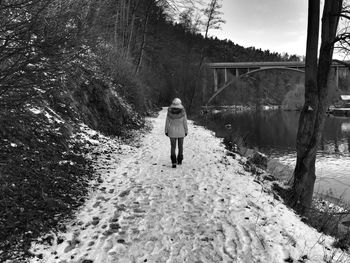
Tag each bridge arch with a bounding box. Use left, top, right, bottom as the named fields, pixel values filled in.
left=206, top=61, right=347, bottom=106
left=239, top=67, right=305, bottom=78
left=206, top=67, right=305, bottom=105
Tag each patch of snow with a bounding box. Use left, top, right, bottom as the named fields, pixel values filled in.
left=33, top=87, right=45, bottom=94
left=340, top=95, right=350, bottom=101
left=43, top=107, right=64, bottom=124
left=72, top=126, right=100, bottom=146
left=58, top=160, right=75, bottom=166
left=29, top=108, right=350, bottom=263
left=341, top=122, right=350, bottom=132
left=29, top=108, right=42, bottom=115
left=314, top=198, right=347, bottom=214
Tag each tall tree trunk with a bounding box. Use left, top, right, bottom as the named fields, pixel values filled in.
left=135, top=1, right=151, bottom=75
left=187, top=54, right=204, bottom=113
left=188, top=0, right=223, bottom=112
left=113, top=1, right=121, bottom=44
left=125, top=13, right=135, bottom=58
left=125, top=0, right=140, bottom=59
left=86, top=0, right=100, bottom=30
left=121, top=0, right=128, bottom=48
left=291, top=0, right=342, bottom=213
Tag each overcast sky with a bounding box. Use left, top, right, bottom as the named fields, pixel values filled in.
left=209, top=0, right=308, bottom=57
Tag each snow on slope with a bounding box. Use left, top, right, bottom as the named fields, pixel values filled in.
left=29, top=108, right=350, bottom=263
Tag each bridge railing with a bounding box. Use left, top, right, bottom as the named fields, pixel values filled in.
left=207, top=60, right=350, bottom=69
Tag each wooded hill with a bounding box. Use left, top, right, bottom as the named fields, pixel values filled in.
left=0, top=0, right=301, bottom=261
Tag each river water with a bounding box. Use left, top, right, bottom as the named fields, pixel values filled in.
left=197, top=109, right=350, bottom=202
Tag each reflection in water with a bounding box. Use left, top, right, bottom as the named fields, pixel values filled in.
left=341, top=122, right=350, bottom=133
left=198, top=110, right=350, bottom=202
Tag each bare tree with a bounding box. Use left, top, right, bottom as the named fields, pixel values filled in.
left=125, top=0, right=141, bottom=59
left=187, top=0, right=224, bottom=112
left=202, top=0, right=224, bottom=39
left=134, top=0, right=197, bottom=75
left=290, top=0, right=343, bottom=213
left=178, top=7, right=201, bottom=34
left=335, top=1, right=350, bottom=57
left=134, top=0, right=153, bottom=75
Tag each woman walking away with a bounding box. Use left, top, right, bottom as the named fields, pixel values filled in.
left=165, top=98, right=188, bottom=168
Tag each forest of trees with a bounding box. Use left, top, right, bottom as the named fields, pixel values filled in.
left=0, top=0, right=301, bottom=115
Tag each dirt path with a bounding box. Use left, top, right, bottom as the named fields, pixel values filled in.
left=30, top=108, right=350, bottom=263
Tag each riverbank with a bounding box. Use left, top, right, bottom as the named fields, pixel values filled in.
left=27, top=108, right=350, bottom=263
left=194, top=107, right=350, bottom=251
left=195, top=106, right=350, bottom=201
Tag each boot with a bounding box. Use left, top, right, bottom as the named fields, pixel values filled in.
left=177, top=155, right=183, bottom=165
left=171, top=155, right=177, bottom=168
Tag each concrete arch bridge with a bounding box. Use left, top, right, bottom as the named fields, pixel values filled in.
left=206, top=61, right=348, bottom=106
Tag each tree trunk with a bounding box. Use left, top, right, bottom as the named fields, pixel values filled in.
left=113, top=1, right=121, bottom=44
left=187, top=56, right=204, bottom=113
left=291, top=0, right=342, bottom=213
left=125, top=0, right=140, bottom=59
left=125, top=12, right=135, bottom=59
left=134, top=1, right=151, bottom=75
left=86, top=0, right=100, bottom=29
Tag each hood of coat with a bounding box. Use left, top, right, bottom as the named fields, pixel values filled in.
left=168, top=106, right=185, bottom=119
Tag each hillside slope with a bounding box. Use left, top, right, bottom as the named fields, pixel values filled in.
left=0, top=50, right=146, bottom=261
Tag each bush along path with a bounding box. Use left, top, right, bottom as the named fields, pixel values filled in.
left=29, top=108, right=350, bottom=263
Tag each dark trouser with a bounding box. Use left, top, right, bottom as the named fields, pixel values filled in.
left=170, top=138, right=184, bottom=164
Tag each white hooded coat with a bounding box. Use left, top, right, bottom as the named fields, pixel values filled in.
left=165, top=104, right=188, bottom=138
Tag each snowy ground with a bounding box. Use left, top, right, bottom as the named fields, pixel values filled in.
left=29, top=108, right=350, bottom=263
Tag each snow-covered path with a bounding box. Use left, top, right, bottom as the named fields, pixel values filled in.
left=30, top=108, right=350, bottom=263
